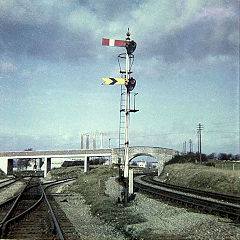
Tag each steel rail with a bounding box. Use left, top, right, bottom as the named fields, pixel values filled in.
left=0, top=195, right=18, bottom=210
left=1, top=184, right=65, bottom=240
left=0, top=178, right=31, bottom=224
left=40, top=184, right=64, bottom=240
left=0, top=177, right=76, bottom=239
left=0, top=178, right=32, bottom=227
left=0, top=177, right=40, bottom=215
left=0, top=178, right=76, bottom=210
left=0, top=189, right=44, bottom=237
left=0, top=178, right=18, bottom=190
left=0, top=177, right=15, bottom=184
left=134, top=175, right=240, bottom=221
left=43, top=177, right=77, bottom=188
left=142, top=175, right=240, bottom=204
left=25, top=177, right=77, bottom=190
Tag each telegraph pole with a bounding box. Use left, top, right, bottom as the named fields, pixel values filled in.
left=197, top=123, right=203, bottom=164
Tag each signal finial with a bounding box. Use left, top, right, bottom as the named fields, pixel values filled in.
left=126, top=28, right=131, bottom=40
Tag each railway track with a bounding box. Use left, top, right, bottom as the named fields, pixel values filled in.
left=142, top=175, right=240, bottom=204
left=0, top=177, right=18, bottom=190
left=0, top=177, right=15, bottom=184
left=134, top=174, right=240, bottom=222
left=0, top=177, right=79, bottom=239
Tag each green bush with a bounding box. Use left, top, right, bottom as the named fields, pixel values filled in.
left=166, top=153, right=207, bottom=165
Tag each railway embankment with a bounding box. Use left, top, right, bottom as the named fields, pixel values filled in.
left=159, top=163, right=240, bottom=196
left=0, top=169, right=6, bottom=179
left=0, top=180, right=26, bottom=204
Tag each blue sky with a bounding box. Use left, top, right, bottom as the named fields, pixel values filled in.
left=0, top=0, right=239, bottom=154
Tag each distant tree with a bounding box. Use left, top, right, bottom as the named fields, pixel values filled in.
left=227, top=154, right=234, bottom=161
left=207, top=153, right=216, bottom=159
left=166, top=153, right=194, bottom=165
left=218, top=153, right=227, bottom=160
left=17, top=148, right=34, bottom=170
left=130, top=161, right=137, bottom=166
left=17, top=159, right=31, bottom=170
left=25, top=148, right=33, bottom=151
left=218, top=153, right=233, bottom=161
left=166, top=152, right=208, bottom=165
left=91, top=157, right=105, bottom=165
left=233, top=154, right=240, bottom=161
left=62, top=161, right=83, bottom=167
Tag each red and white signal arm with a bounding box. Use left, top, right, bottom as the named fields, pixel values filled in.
left=102, top=38, right=127, bottom=47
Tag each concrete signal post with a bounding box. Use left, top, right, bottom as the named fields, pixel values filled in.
left=102, top=29, right=137, bottom=203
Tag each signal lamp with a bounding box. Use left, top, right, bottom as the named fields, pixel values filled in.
left=127, top=77, right=136, bottom=91
left=126, top=40, right=136, bottom=54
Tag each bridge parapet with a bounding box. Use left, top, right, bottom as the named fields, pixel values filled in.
left=0, top=149, right=112, bottom=158
left=112, top=146, right=178, bottom=165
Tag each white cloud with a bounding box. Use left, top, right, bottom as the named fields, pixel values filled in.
left=195, top=6, right=236, bottom=21
left=131, top=0, right=201, bottom=37
left=0, top=60, right=17, bottom=74
left=64, top=7, right=100, bottom=33
left=0, top=0, right=74, bottom=25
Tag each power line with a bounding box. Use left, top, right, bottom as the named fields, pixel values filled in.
left=204, top=130, right=238, bottom=134
left=130, top=131, right=196, bottom=138
left=209, top=122, right=238, bottom=127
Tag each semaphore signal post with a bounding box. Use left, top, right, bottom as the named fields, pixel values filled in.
left=102, top=29, right=138, bottom=203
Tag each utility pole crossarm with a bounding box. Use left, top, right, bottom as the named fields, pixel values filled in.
left=197, top=123, right=204, bottom=164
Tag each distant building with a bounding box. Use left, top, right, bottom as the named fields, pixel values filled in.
left=137, top=161, right=147, bottom=168
left=103, top=159, right=111, bottom=165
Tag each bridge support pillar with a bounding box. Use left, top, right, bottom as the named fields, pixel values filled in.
left=44, top=157, right=51, bottom=177
left=37, top=158, right=42, bottom=170
left=0, top=157, right=8, bottom=175
left=7, top=159, right=13, bottom=175
left=157, top=162, right=164, bottom=176
left=84, top=156, right=90, bottom=173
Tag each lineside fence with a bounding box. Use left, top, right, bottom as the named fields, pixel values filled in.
left=215, top=161, right=240, bottom=171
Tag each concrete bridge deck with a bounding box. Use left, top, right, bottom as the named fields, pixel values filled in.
left=0, top=146, right=178, bottom=176
left=0, top=149, right=112, bottom=158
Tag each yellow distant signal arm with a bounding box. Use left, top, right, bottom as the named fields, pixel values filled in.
left=102, top=78, right=129, bottom=85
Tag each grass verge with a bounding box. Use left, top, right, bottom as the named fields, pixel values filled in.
left=49, top=166, right=146, bottom=238
left=46, top=166, right=83, bottom=180
left=159, top=163, right=240, bottom=195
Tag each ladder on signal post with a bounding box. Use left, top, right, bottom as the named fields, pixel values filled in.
left=118, top=85, right=139, bottom=149
left=119, top=85, right=127, bottom=149
left=117, top=51, right=136, bottom=151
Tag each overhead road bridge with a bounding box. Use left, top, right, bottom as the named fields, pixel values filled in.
left=0, top=146, right=178, bottom=176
